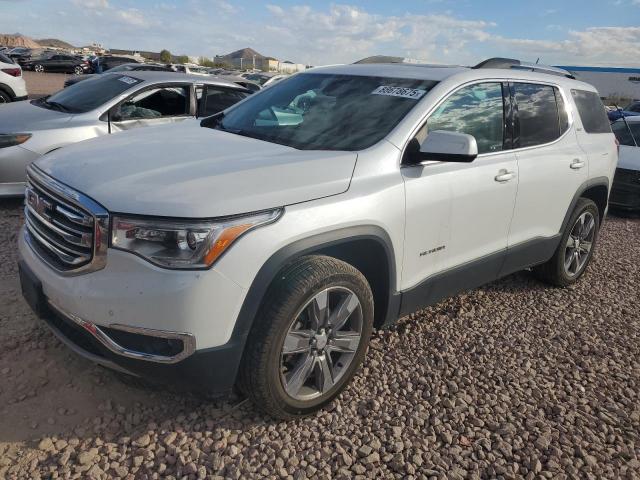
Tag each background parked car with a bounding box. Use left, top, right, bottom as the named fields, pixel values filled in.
left=64, top=63, right=174, bottom=88
left=0, top=71, right=251, bottom=196
left=0, top=53, right=27, bottom=103
left=22, top=54, right=91, bottom=74
left=94, top=55, right=142, bottom=72
left=610, top=117, right=640, bottom=211
left=7, top=47, right=33, bottom=64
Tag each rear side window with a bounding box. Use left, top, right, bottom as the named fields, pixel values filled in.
left=200, top=87, right=248, bottom=117
left=513, top=83, right=562, bottom=148
left=571, top=90, right=611, bottom=134
left=612, top=121, right=640, bottom=146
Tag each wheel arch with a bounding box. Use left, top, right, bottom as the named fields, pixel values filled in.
left=0, top=83, right=16, bottom=101
left=232, top=226, right=400, bottom=344
left=561, top=176, right=609, bottom=232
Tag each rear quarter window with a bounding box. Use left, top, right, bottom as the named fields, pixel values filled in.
left=571, top=90, right=611, bottom=134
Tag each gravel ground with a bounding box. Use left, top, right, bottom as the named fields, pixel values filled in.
left=22, top=71, right=67, bottom=99
left=1, top=199, right=639, bottom=479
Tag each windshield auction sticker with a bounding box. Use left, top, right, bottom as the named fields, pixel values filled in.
left=118, top=76, right=139, bottom=85
left=371, top=86, right=426, bottom=99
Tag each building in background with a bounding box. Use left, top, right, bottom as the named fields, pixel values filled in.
left=557, top=66, right=640, bottom=102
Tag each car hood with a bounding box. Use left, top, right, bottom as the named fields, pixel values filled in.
left=35, top=122, right=358, bottom=218
left=0, top=100, right=72, bottom=132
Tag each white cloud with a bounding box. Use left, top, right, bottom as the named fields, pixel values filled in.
left=115, top=8, right=149, bottom=27
left=71, top=0, right=108, bottom=8
left=493, top=27, right=640, bottom=66
left=213, top=0, right=237, bottom=15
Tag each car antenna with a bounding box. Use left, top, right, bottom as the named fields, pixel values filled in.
left=615, top=104, right=638, bottom=147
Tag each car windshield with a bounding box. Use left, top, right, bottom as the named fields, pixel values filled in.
left=205, top=73, right=438, bottom=151
left=34, top=74, right=144, bottom=114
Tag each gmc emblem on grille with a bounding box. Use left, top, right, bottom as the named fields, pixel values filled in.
left=27, top=189, right=54, bottom=220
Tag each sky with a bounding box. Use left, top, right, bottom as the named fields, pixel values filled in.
left=1, top=0, right=639, bottom=66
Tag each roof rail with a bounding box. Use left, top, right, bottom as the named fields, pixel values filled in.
left=473, top=57, right=576, bottom=79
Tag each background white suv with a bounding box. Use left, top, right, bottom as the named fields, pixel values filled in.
left=18, top=58, right=617, bottom=419
left=0, top=53, right=28, bottom=103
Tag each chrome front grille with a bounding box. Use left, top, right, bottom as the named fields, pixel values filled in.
left=24, top=165, right=109, bottom=275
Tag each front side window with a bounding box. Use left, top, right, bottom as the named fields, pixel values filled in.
left=117, top=86, right=190, bottom=120
left=206, top=73, right=438, bottom=151
left=571, top=89, right=611, bottom=134
left=425, top=82, right=505, bottom=154
left=514, top=83, right=562, bottom=148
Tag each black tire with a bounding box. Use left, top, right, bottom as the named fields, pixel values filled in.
left=34, top=64, right=44, bottom=73
left=0, top=90, right=10, bottom=103
left=238, top=255, right=374, bottom=419
left=73, top=66, right=84, bottom=75
left=534, top=198, right=600, bottom=287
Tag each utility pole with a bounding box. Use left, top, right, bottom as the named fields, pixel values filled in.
left=253, top=54, right=256, bottom=71
left=240, top=57, right=243, bottom=70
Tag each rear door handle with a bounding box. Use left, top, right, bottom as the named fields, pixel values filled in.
left=494, top=169, right=516, bottom=183
left=570, top=159, right=586, bottom=169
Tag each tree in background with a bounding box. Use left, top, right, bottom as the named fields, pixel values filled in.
left=198, top=56, right=217, bottom=67
left=159, top=49, right=172, bottom=63
left=176, top=55, right=189, bottom=64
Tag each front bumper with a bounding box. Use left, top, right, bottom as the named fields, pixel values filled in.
left=610, top=168, right=640, bottom=211
left=18, top=228, right=249, bottom=393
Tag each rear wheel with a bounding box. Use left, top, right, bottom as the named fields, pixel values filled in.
left=34, top=64, right=44, bottom=73
left=73, top=65, right=84, bottom=75
left=534, top=198, right=600, bottom=286
left=0, top=91, right=10, bottom=103
left=239, top=255, right=374, bottom=419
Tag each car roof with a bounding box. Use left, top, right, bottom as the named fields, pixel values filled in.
left=306, top=63, right=469, bottom=81
left=303, top=62, right=596, bottom=91
left=101, top=70, right=247, bottom=90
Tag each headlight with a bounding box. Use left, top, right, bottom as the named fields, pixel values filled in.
left=111, top=209, right=282, bottom=269
left=0, top=133, right=31, bottom=149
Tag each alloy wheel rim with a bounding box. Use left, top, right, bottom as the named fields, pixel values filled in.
left=74, top=67, right=83, bottom=75
left=564, top=211, right=595, bottom=276
left=35, top=65, right=43, bottom=72
left=280, top=287, right=363, bottom=401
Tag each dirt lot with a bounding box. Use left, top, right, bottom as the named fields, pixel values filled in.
left=0, top=198, right=639, bottom=479
left=22, top=71, right=67, bottom=98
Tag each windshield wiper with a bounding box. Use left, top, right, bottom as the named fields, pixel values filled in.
left=43, top=100, right=74, bottom=113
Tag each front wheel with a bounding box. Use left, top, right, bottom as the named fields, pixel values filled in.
left=73, top=65, right=84, bottom=75
left=239, top=255, right=374, bottom=419
left=534, top=198, right=600, bottom=286
left=34, top=64, right=44, bottom=73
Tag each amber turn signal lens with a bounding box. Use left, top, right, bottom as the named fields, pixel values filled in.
left=203, top=224, right=252, bottom=266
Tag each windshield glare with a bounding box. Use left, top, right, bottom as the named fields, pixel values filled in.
left=38, top=74, right=143, bottom=113
left=208, top=73, right=437, bottom=151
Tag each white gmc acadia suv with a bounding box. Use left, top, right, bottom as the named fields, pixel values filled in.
left=18, top=58, right=617, bottom=419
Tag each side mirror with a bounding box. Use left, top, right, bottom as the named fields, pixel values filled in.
left=415, top=130, right=478, bottom=163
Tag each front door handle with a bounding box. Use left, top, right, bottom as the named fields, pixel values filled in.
left=495, top=169, right=516, bottom=183
left=570, top=159, right=586, bottom=169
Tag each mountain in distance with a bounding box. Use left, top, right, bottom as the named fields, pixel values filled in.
left=36, top=38, right=75, bottom=49
left=219, top=47, right=265, bottom=61
left=0, top=33, right=40, bottom=48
